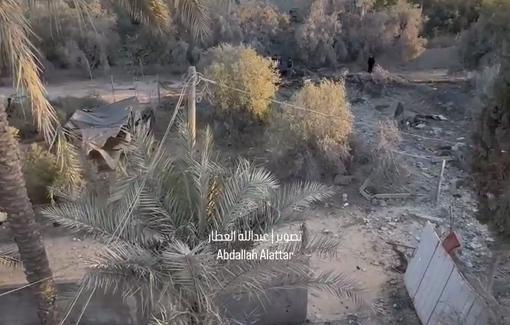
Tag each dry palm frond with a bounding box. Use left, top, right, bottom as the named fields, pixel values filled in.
left=54, top=130, right=84, bottom=192
left=0, top=0, right=59, bottom=143
left=171, top=0, right=211, bottom=39
left=120, top=0, right=172, bottom=34
left=0, top=246, right=21, bottom=268
left=0, top=0, right=85, bottom=199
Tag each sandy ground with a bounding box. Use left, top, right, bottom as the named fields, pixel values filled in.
left=0, top=49, right=504, bottom=324
left=0, top=74, right=185, bottom=105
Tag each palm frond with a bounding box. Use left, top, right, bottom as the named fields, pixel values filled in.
left=80, top=242, right=167, bottom=312
left=215, top=259, right=311, bottom=302
left=215, top=158, right=278, bottom=231
left=273, top=234, right=341, bottom=258
left=171, top=0, right=211, bottom=39
left=39, top=194, right=166, bottom=246
left=269, top=182, right=337, bottom=224
left=54, top=130, right=84, bottom=193
left=0, top=0, right=59, bottom=143
left=120, top=0, right=172, bottom=34
left=0, top=246, right=21, bottom=268
left=264, top=269, right=370, bottom=310
left=149, top=310, right=197, bottom=325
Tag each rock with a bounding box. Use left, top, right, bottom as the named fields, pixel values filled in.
left=375, top=104, right=390, bottom=111
left=334, top=175, right=354, bottom=185
left=380, top=200, right=387, bottom=207
left=432, top=127, right=442, bottom=134
left=468, top=242, right=482, bottom=250
left=342, top=193, right=348, bottom=202
left=408, top=212, right=443, bottom=224
left=414, top=124, right=426, bottom=129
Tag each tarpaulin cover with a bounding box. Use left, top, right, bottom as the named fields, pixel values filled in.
left=65, top=97, right=142, bottom=154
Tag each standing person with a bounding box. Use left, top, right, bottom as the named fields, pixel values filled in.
left=286, top=58, right=293, bottom=77
left=367, top=55, right=375, bottom=73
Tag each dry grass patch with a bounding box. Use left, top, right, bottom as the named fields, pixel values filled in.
left=369, top=118, right=411, bottom=191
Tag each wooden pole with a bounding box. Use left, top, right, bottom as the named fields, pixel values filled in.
left=157, top=75, right=161, bottom=104
left=435, top=160, right=446, bottom=204
left=133, top=76, right=138, bottom=98
left=187, top=66, right=197, bottom=149
left=110, top=75, right=116, bottom=102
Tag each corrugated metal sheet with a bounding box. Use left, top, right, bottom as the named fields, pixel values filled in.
left=405, top=222, right=488, bottom=325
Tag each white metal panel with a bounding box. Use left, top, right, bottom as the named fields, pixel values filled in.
left=404, top=222, right=489, bottom=325
left=465, top=298, right=486, bottom=325
left=428, top=268, right=476, bottom=325
left=405, top=222, right=440, bottom=299
left=414, top=241, right=455, bottom=324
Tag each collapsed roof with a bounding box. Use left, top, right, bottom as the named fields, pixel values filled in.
left=65, top=97, right=153, bottom=169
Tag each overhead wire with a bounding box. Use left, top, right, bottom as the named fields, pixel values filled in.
left=198, top=76, right=462, bottom=147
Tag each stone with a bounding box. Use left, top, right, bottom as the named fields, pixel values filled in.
left=432, top=127, right=442, bottom=134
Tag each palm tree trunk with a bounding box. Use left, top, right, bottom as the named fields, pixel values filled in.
left=0, top=107, right=58, bottom=325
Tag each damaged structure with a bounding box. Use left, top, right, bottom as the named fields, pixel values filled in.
left=64, top=97, right=154, bottom=169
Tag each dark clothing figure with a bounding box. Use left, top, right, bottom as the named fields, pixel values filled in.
left=286, top=59, right=294, bottom=77
left=5, top=97, right=13, bottom=118
left=367, top=56, right=375, bottom=73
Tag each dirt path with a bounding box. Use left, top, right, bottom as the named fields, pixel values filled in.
left=0, top=75, right=184, bottom=104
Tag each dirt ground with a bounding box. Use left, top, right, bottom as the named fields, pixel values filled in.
left=0, top=50, right=508, bottom=325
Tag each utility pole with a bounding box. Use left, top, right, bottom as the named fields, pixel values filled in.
left=187, top=66, right=197, bottom=149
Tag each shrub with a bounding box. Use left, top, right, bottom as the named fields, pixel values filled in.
left=295, top=0, right=425, bottom=67
left=237, top=1, right=291, bottom=55
left=370, top=118, right=410, bottom=191
left=28, top=2, right=120, bottom=73
left=267, top=80, right=353, bottom=180
left=8, top=127, right=20, bottom=141
left=457, top=0, right=510, bottom=69
left=7, top=98, right=38, bottom=140
left=417, top=0, right=482, bottom=38
left=202, top=44, right=280, bottom=136
left=21, top=143, right=61, bottom=204
left=468, top=64, right=501, bottom=115
left=295, top=1, right=344, bottom=68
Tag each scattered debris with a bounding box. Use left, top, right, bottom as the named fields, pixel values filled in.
left=407, top=212, right=444, bottom=224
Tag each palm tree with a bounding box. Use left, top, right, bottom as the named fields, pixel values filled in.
left=0, top=105, right=59, bottom=324
left=0, top=0, right=211, bottom=323
left=40, top=123, right=370, bottom=324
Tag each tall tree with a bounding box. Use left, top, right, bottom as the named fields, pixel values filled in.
left=471, top=2, right=510, bottom=289
left=0, top=106, right=59, bottom=324
left=0, top=0, right=63, bottom=324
